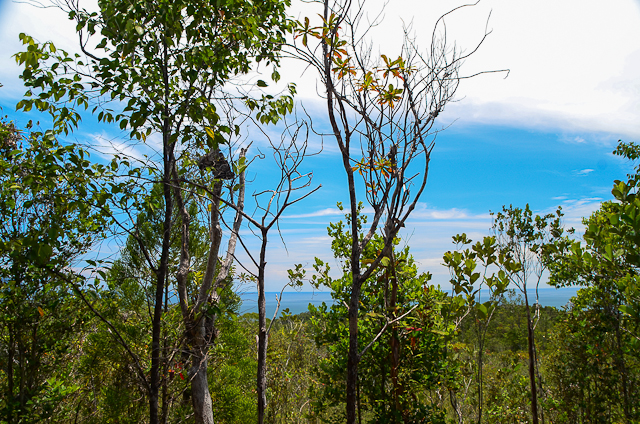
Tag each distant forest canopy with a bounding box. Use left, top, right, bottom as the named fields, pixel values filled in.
left=1, top=0, right=639, bottom=422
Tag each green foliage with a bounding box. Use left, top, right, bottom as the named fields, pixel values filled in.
left=308, top=205, right=455, bottom=423
left=264, top=314, right=323, bottom=423
left=443, top=233, right=510, bottom=422
left=209, top=312, right=258, bottom=424
left=0, top=119, right=105, bottom=423
left=545, top=141, right=640, bottom=422
left=15, top=0, right=293, bottom=139
left=543, top=289, right=640, bottom=423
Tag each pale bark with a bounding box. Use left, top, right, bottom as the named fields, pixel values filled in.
left=173, top=149, right=246, bottom=424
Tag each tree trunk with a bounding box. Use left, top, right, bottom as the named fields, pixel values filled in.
left=346, top=279, right=361, bottom=424
left=150, top=160, right=173, bottom=424
left=190, top=325, right=215, bottom=424
left=161, top=277, right=170, bottom=424
left=257, top=231, right=269, bottom=424
left=523, top=294, right=539, bottom=424
left=7, top=324, right=14, bottom=424
left=150, top=43, right=174, bottom=424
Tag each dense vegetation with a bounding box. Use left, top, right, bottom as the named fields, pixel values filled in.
left=1, top=0, right=639, bottom=422
left=2, top=112, right=639, bottom=422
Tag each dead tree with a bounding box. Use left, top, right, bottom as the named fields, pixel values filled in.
left=291, top=1, right=504, bottom=422
left=188, top=118, right=318, bottom=424
left=237, top=120, right=318, bottom=424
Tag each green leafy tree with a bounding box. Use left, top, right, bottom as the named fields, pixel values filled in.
left=490, top=204, right=565, bottom=424
left=309, top=205, right=457, bottom=423
left=14, top=0, right=293, bottom=422
left=0, top=119, right=107, bottom=423
left=546, top=141, right=640, bottom=423
left=543, top=287, right=639, bottom=423
left=443, top=233, right=509, bottom=423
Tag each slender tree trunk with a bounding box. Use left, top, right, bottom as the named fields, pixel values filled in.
left=161, top=276, right=170, bottom=424
left=614, top=314, right=631, bottom=424
left=257, top=231, right=269, bottom=424
left=523, top=292, right=539, bottom=424
left=449, top=389, right=463, bottom=424
left=150, top=171, right=172, bottom=424
left=191, top=325, right=215, bottom=424
left=181, top=180, right=223, bottom=424
left=150, top=37, right=174, bottom=424
left=178, top=151, right=244, bottom=424
left=7, top=324, right=14, bottom=424
left=346, top=278, right=361, bottom=424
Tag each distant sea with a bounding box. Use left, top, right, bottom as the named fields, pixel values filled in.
left=238, top=287, right=581, bottom=317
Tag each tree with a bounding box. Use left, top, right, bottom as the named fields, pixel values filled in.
left=546, top=141, right=640, bottom=423
left=443, top=233, right=509, bottom=423
left=14, top=0, right=293, bottom=422
left=184, top=116, right=318, bottom=423
left=491, top=204, right=565, bottom=424
left=310, top=206, right=458, bottom=423
left=0, top=119, right=107, bottom=422
left=291, top=1, right=500, bottom=421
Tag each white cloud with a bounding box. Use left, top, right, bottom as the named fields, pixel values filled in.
left=408, top=203, right=491, bottom=221
left=576, top=168, right=595, bottom=176
left=4, top=0, right=640, bottom=139
left=88, top=131, right=162, bottom=166
left=282, top=207, right=344, bottom=219
left=284, top=0, right=640, bottom=139
left=544, top=197, right=604, bottom=234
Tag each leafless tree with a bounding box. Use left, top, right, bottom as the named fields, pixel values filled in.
left=290, top=1, right=505, bottom=421
left=188, top=116, right=319, bottom=424
left=237, top=120, right=318, bottom=424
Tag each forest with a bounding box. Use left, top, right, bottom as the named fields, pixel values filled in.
left=1, top=0, right=639, bottom=423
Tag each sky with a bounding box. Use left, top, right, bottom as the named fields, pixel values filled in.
left=1, top=0, right=640, bottom=291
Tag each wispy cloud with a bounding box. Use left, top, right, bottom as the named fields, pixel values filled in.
left=87, top=131, right=162, bottom=167
left=282, top=207, right=345, bottom=219
left=409, top=203, right=491, bottom=221
left=575, top=168, right=594, bottom=176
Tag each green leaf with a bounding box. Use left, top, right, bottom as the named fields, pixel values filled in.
left=619, top=305, right=634, bottom=316
left=256, top=79, right=268, bottom=87
left=38, top=243, right=53, bottom=261
left=476, top=303, right=488, bottom=319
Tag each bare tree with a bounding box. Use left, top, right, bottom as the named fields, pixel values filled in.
left=291, top=1, right=505, bottom=421
left=188, top=117, right=319, bottom=424
left=239, top=121, right=318, bottom=424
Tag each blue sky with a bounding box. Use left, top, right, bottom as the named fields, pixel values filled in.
left=1, top=0, right=639, bottom=290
